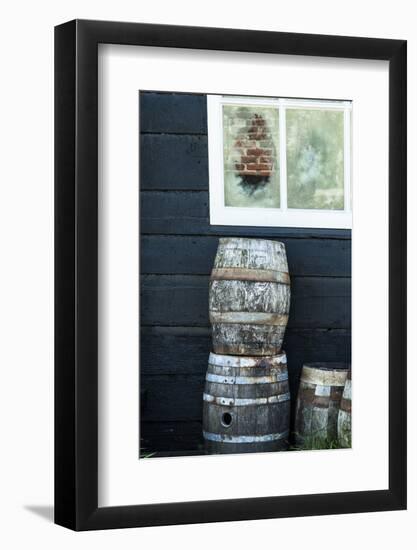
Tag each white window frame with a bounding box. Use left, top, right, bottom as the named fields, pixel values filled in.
left=207, top=95, right=352, bottom=229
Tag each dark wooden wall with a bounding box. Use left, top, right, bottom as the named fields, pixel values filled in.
left=140, top=92, right=351, bottom=456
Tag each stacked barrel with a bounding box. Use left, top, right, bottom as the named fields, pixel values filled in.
left=203, top=238, right=291, bottom=454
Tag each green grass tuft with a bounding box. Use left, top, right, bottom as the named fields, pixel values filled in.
left=290, top=432, right=343, bottom=451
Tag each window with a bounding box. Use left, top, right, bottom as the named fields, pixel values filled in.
left=207, top=95, right=352, bottom=229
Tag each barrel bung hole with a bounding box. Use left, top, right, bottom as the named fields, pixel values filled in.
left=221, top=412, right=233, bottom=427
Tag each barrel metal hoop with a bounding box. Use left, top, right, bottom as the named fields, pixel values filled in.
left=209, top=311, right=289, bottom=326
left=205, top=372, right=288, bottom=385
left=203, top=430, right=289, bottom=443
left=203, top=392, right=291, bottom=406
left=208, top=351, right=287, bottom=368
left=211, top=267, right=290, bottom=285
left=339, top=398, right=352, bottom=413
left=301, top=367, right=348, bottom=387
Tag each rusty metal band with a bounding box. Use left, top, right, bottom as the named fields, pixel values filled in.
left=300, top=367, right=348, bottom=387
left=340, top=398, right=352, bottom=413
left=203, top=392, right=291, bottom=406
left=206, top=372, right=288, bottom=385
left=209, top=311, right=289, bottom=326
left=211, top=267, right=290, bottom=284
left=203, top=430, right=289, bottom=443
left=208, top=351, right=287, bottom=368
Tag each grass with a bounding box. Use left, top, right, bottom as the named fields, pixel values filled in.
left=139, top=439, right=156, bottom=459
left=140, top=451, right=156, bottom=458
left=290, top=432, right=344, bottom=451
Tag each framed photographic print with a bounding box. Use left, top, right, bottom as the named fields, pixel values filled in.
left=55, top=19, right=407, bottom=530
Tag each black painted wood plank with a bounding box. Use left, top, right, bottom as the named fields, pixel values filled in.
left=140, top=421, right=204, bottom=455
left=140, top=274, right=351, bottom=329
left=140, top=136, right=208, bottom=190
left=140, top=374, right=205, bottom=422
left=140, top=92, right=207, bottom=135
left=141, top=235, right=351, bottom=277
left=141, top=274, right=209, bottom=327
left=141, top=327, right=211, bottom=375
left=140, top=191, right=352, bottom=239
left=140, top=191, right=208, bottom=229
left=140, top=190, right=207, bottom=231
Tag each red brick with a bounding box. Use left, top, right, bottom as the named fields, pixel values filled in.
left=257, top=163, right=273, bottom=171
left=247, top=148, right=264, bottom=156
left=238, top=170, right=258, bottom=176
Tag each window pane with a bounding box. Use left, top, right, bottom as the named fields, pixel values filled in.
left=223, top=105, right=280, bottom=208
left=286, top=109, right=345, bottom=210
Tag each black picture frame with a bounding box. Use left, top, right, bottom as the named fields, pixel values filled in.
left=55, top=19, right=407, bottom=531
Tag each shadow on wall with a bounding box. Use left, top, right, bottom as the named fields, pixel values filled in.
left=24, top=505, right=54, bottom=523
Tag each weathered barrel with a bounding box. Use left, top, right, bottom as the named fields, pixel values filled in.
left=337, top=370, right=352, bottom=448
left=209, top=238, right=291, bottom=356
left=294, top=363, right=349, bottom=448
left=203, top=351, right=291, bottom=454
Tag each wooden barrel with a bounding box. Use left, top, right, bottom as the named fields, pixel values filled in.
left=209, top=238, right=290, bottom=356
left=337, top=370, right=352, bottom=448
left=203, top=351, right=291, bottom=454
left=294, top=363, right=349, bottom=447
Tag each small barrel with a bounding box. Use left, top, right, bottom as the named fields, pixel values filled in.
left=294, top=363, right=349, bottom=447
left=203, top=351, right=291, bottom=454
left=337, top=370, right=352, bottom=448
left=209, top=238, right=290, bottom=356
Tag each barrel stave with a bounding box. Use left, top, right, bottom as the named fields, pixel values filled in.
left=203, top=402, right=289, bottom=436
left=294, top=382, right=314, bottom=440
left=209, top=279, right=290, bottom=314
left=211, top=323, right=286, bottom=356
left=337, top=373, right=352, bottom=448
